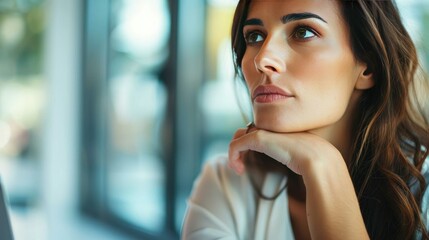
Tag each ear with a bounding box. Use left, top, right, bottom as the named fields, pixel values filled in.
left=355, top=63, right=374, bottom=90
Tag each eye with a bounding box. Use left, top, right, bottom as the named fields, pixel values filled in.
left=244, top=31, right=265, bottom=45
left=292, top=26, right=317, bottom=40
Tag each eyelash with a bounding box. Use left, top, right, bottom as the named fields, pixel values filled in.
left=243, top=30, right=265, bottom=46
left=243, top=25, right=319, bottom=45
left=292, top=24, right=319, bottom=40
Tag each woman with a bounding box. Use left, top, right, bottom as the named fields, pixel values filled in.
left=182, top=0, right=429, bottom=239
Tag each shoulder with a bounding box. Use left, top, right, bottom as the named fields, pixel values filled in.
left=182, top=155, right=254, bottom=239
left=189, top=155, right=251, bottom=204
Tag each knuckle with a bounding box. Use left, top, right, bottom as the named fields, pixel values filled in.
left=228, top=141, right=235, bottom=152
left=232, top=128, right=246, bottom=139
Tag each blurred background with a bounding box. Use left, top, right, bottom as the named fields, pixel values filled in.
left=0, top=0, right=427, bottom=239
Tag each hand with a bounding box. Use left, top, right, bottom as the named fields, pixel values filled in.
left=228, top=124, right=344, bottom=176
left=229, top=124, right=369, bottom=239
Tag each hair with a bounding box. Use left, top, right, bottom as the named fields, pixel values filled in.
left=231, top=0, right=429, bottom=239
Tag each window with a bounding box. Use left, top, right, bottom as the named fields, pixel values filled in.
left=81, top=0, right=193, bottom=238
left=81, top=0, right=241, bottom=238
left=0, top=0, right=45, bottom=211
left=106, top=0, right=170, bottom=233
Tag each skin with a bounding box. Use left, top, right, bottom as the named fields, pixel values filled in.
left=228, top=0, right=374, bottom=239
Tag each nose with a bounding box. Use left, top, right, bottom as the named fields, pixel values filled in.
left=254, top=37, right=286, bottom=75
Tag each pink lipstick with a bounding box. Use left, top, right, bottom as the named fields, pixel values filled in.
left=252, top=85, right=293, bottom=103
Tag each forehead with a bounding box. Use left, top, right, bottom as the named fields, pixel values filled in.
left=247, top=0, right=342, bottom=22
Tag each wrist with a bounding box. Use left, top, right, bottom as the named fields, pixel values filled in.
left=301, top=150, right=368, bottom=239
left=301, top=147, right=347, bottom=184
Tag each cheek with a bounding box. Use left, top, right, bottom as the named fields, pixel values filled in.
left=289, top=48, right=358, bottom=93
left=241, top=51, right=257, bottom=85
left=287, top=51, right=359, bottom=126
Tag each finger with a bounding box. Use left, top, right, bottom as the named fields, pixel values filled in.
left=232, top=128, right=247, bottom=140
left=232, top=122, right=258, bottom=140
left=229, top=128, right=249, bottom=174
left=227, top=151, right=247, bottom=174
left=229, top=124, right=261, bottom=174
left=230, top=130, right=266, bottom=157
left=229, top=130, right=266, bottom=172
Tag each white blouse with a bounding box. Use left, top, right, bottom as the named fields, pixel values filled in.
left=181, top=155, right=429, bottom=240
left=182, top=156, right=294, bottom=240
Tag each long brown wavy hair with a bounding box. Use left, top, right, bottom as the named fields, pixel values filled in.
left=231, top=0, right=429, bottom=239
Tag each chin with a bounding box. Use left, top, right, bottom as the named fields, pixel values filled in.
left=253, top=108, right=285, bottom=132
left=254, top=118, right=297, bottom=133
left=253, top=109, right=322, bottom=132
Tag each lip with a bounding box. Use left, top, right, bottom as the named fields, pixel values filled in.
left=252, top=85, right=294, bottom=103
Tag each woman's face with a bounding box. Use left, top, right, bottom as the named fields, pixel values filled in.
left=241, top=0, right=369, bottom=133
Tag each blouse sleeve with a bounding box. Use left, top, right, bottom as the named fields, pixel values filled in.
left=181, top=157, right=244, bottom=240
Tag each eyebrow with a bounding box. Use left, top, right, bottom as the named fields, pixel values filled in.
left=243, top=12, right=327, bottom=27
left=282, top=12, right=327, bottom=24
